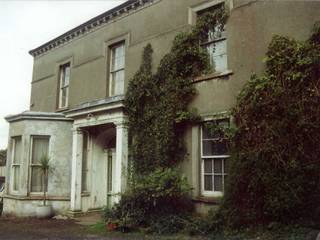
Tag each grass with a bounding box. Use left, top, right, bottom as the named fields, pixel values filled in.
left=87, top=222, right=319, bottom=240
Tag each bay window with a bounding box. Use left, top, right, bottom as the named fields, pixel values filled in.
left=11, top=136, right=22, bottom=192
left=30, top=136, right=50, bottom=193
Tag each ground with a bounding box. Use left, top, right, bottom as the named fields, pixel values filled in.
left=0, top=216, right=319, bottom=240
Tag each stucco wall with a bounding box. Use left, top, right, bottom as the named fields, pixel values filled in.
left=5, top=119, right=72, bottom=200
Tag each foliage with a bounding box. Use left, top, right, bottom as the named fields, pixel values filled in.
left=0, top=149, right=6, bottom=166
left=125, top=5, right=228, bottom=175
left=104, top=168, right=193, bottom=232
left=220, top=22, right=320, bottom=227
left=39, top=154, right=50, bottom=206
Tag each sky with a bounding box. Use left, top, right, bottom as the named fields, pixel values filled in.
left=0, top=0, right=126, bottom=149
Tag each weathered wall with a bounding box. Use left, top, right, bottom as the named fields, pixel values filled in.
left=4, top=119, right=72, bottom=216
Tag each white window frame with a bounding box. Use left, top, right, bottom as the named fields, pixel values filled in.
left=109, top=42, right=125, bottom=97
left=201, top=119, right=230, bottom=197
left=58, top=63, right=70, bottom=109
left=29, top=135, right=50, bottom=194
left=11, top=136, right=22, bottom=193
left=195, top=2, right=228, bottom=73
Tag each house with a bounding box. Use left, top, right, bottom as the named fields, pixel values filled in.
left=3, top=0, right=320, bottom=217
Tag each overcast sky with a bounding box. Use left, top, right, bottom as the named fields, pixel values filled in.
left=0, top=0, right=126, bottom=149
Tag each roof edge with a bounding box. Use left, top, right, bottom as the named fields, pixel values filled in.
left=29, top=0, right=155, bottom=58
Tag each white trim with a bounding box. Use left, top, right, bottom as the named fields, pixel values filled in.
left=200, top=119, right=230, bottom=197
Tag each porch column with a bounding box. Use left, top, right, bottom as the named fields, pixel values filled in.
left=114, top=122, right=128, bottom=201
left=70, top=128, right=83, bottom=213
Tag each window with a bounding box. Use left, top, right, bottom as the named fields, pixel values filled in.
left=11, top=136, right=22, bottom=192
left=30, top=136, right=49, bottom=193
left=82, top=132, right=89, bottom=192
left=109, top=42, right=125, bottom=96
left=58, top=63, right=70, bottom=108
left=198, top=5, right=227, bottom=73
left=201, top=119, right=229, bottom=196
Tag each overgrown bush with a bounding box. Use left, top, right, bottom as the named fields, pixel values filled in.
left=221, top=22, right=320, bottom=227
left=104, top=168, right=193, bottom=232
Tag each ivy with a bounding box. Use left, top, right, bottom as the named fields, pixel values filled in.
left=221, top=22, right=320, bottom=227
left=125, top=5, right=228, bottom=175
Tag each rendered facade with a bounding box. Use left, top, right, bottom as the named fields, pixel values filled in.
left=3, top=0, right=320, bottom=216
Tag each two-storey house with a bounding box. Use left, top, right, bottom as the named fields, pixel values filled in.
left=3, top=0, right=320, bottom=216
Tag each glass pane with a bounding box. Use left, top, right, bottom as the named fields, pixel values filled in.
left=203, top=140, right=214, bottom=156
left=204, top=175, right=213, bottom=191
left=32, top=137, right=49, bottom=164
left=112, top=44, right=125, bottom=71
left=64, top=66, right=70, bottom=86
left=31, top=166, right=48, bottom=192
left=214, top=159, right=223, bottom=173
left=60, top=88, right=67, bottom=108
left=13, top=166, right=20, bottom=191
left=212, top=54, right=227, bottom=72
left=13, top=137, right=22, bottom=164
left=107, top=154, right=113, bottom=192
left=216, top=139, right=228, bottom=155
left=204, top=159, right=212, bottom=174
left=212, top=40, right=227, bottom=57
left=214, top=175, right=223, bottom=192
left=82, top=133, right=88, bottom=192
left=114, top=70, right=124, bottom=95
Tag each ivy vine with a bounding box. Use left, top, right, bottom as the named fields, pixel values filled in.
left=125, top=5, right=228, bottom=175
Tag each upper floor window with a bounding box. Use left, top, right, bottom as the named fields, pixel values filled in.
left=198, top=4, right=227, bottom=73
left=11, top=136, right=22, bottom=192
left=201, top=118, right=229, bottom=196
left=109, top=42, right=125, bottom=96
left=58, top=63, right=70, bottom=109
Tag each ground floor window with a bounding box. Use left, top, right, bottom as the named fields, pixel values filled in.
left=82, top=132, right=90, bottom=193
left=30, top=136, right=50, bottom=193
left=201, top=118, right=229, bottom=196
left=11, top=136, right=22, bottom=192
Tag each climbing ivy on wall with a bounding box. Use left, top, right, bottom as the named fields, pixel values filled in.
left=221, top=22, right=320, bottom=227
left=125, top=5, right=228, bottom=175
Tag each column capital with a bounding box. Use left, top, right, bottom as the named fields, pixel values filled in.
left=114, top=121, right=128, bottom=129
left=72, top=127, right=83, bottom=134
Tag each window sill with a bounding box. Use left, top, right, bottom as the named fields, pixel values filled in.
left=193, top=70, right=233, bottom=83
left=4, top=194, right=70, bottom=201
left=192, top=196, right=223, bottom=205
left=55, top=107, right=69, bottom=113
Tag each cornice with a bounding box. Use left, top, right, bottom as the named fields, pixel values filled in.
left=29, top=0, right=157, bottom=58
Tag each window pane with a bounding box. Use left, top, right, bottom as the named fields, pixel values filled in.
left=107, top=154, right=113, bottom=192
left=216, top=139, right=228, bottom=155
left=214, top=159, right=223, bottom=174
left=204, top=159, right=212, bottom=174
left=212, top=54, right=227, bottom=72
left=212, top=40, right=227, bottom=57
left=32, top=137, right=49, bottom=164
left=13, top=137, right=22, bottom=164
left=82, top=133, right=88, bottom=192
left=64, top=66, right=70, bottom=86
left=204, top=175, right=213, bottom=191
left=13, top=166, right=20, bottom=191
left=31, top=167, right=45, bottom=192
left=203, top=140, right=214, bottom=156
left=214, top=175, right=223, bottom=192
left=114, top=70, right=124, bottom=95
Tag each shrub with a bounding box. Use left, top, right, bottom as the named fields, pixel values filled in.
left=221, top=22, right=320, bottom=227
left=104, top=168, right=193, bottom=232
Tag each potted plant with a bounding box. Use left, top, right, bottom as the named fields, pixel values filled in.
left=36, top=154, right=52, bottom=218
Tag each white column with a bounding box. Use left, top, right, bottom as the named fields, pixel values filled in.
left=70, top=128, right=83, bottom=212
left=114, top=122, right=128, bottom=201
